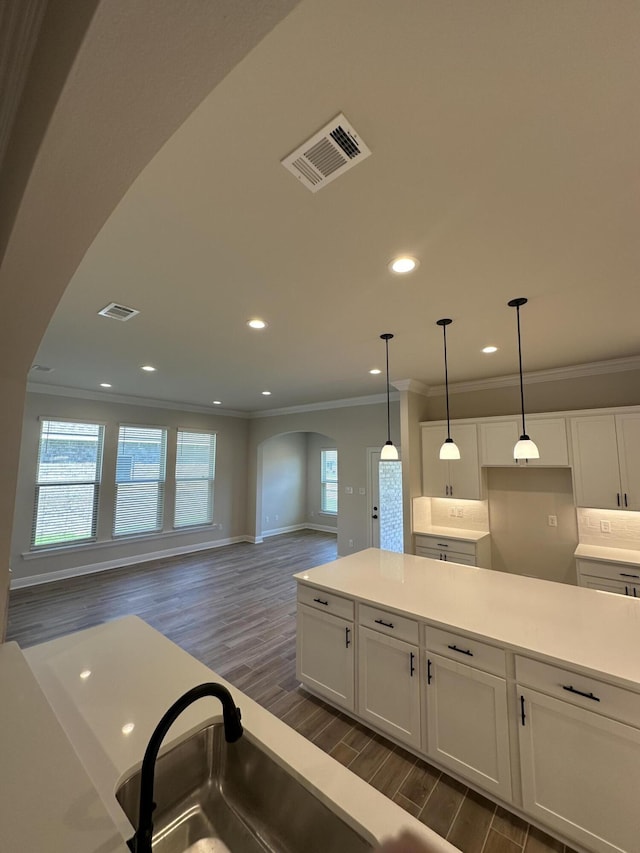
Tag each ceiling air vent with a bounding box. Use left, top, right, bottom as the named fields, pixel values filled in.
left=281, top=113, right=371, bottom=193
left=98, top=302, right=140, bottom=321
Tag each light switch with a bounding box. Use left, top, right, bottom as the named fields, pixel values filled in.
left=345, top=486, right=353, bottom=494
left=358, top=487, right=366, bottom=495
left=600, top=520, right=611, bottom=533
left=548, top=515, right=558, bottom=527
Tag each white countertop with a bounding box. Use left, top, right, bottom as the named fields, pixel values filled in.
left=574, top=543, right=640, bottom=567
left=413, top=526, right=490, bottom=543
left=294, top=548, right=640, bottom=691
left=14, top=615, right=457, bottom=853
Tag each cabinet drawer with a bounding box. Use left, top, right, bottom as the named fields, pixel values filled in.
left=415, top=535, right=476, bottom=557
left=297, top=584, right=353, bottom=620
left=576, top=558, right=640, bottom=584
left=359, top=604, right=419, bottom=645
left=516, top=655, right=640, bottom=728
left=425, top=626, right=506, bottom=677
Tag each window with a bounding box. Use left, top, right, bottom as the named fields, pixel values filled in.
left=32, top=420, right=104, bottom=549
left=174, top=430, right=216, bottom=528
left=320, top=448, right=338, bottom=514
left=114, top=425, right=167, bottom=537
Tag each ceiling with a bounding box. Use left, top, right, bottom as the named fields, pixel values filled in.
left=26, top=0, right=640, bottom=414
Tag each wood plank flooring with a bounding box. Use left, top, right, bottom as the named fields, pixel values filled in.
left=7, top=531, right=576, bottom=853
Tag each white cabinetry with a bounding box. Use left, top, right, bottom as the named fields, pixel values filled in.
left=358, top=605, right=421, bottom=749
left=421, top=423, right=481, bottom=500
left=576, top=557, right=640, bottom=598
left=415, top=533, right=481, bottom=567
left=570, top=413, right=640, bottom=509
left=517, top=656, right=640, bottom=853
left=479, top=417, right=569, bottom=467
left=425, top=627, right=511, bottom=801
left=296, top=586, right=354, bottom=711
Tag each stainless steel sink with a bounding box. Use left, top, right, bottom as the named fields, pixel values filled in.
left=116, top=722, right=374, bottom=853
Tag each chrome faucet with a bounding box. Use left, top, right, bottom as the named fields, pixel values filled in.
left=127, top=682, right=243, bottom=853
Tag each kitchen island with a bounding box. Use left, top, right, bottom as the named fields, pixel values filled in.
left=1, top=614, right=456, bottom=853
left=295, top=548, right=640, bottom=853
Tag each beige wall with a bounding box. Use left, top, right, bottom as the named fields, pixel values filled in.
left=247, top=401, right=400, bottom=556
left=11, top=393, right=249, bottom=583
left=261, top=432, right=307, bottom=533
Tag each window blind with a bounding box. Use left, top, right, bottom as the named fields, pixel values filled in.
left=321, top=448, right=338, bottom=514
left=114, top=425, right=167, bottom=537
left=174, top=430, right=216, bottom=528
left=31, top=420, right=104, bottom=548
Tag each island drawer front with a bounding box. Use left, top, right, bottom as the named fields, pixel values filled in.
left=359, top=604, right=419, bottom=645
left=297, top=585, right=354, bottom=620
left=415, top=535, right=476, bottom=557
left=425, top=626, right=506, bottom=676
left=576, top=558, right=640, bottom=583
left=515, top=656, right=640, bottom=727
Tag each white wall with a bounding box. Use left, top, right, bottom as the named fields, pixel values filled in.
left=11, top=392, right=249, bottom=584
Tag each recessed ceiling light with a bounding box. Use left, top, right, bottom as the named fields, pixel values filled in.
left=212, top=400, right=222, bottom=405
left=369, top=368, right=381, bottom=375
left=79, top=670, right=92, bottom=680
left=247, top=319, right=267, bottom=329
left=141, top=365, right=156, bottom=372
left=121, top=722, right=135, bottom=735
left=100, top=383, right=112, bottom=388
left=262, top=390, right=272, bottom=396
left=482, top=346, right=498, bottom=354
left=389, top=256, right=418, bottom=274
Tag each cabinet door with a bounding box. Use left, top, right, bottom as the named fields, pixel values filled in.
left=524, top=417, right=569, bottom=467
left=296, top=605, right=354, bottom=710
left=569, top=416, right=621, bottom=509
left=421, top=424, right=450, bottom=497
left=518, top=686, right=640, bottom=853
left=358, top=626, right=421, bottom=749
left=443, top=552, right=476, bottom=567
left=448, top=423, right=481, bottom=500
left=426, top=653, right=511, bottom=801
left=580, top=576, right=631, bottom=596
left=479, top=420, right=520, bottom=466
left=616, top=413, right=640, bottom=510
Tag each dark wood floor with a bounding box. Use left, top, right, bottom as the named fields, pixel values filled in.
left=8, top=531, right=576, bottom=853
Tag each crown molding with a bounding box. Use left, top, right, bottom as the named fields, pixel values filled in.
left=26, top=383, right=249, bottom=418
left=427, top=355, right=640, bottom=397
left=392, top=379, right=430, bottom=396
left=251, top=392, right=397, bottom=418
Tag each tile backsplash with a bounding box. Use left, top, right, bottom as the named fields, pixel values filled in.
left=577, top=508, right=640, bottom=549
left=413, top=496, right=489, bottom=531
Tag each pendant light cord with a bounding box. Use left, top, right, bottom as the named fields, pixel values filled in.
left=516, top=303, right=526, bottom=436
left=385, top=336, right=391, bottom=443
left=442, top=323, right=452, bottom=440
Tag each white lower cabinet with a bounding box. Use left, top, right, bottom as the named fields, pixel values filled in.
left=518, top=686, right=640, bottom=853
left=296, top=603, right=354, bottom=711
left=358, top=625, right=421, bottom=749
left=576, top=557, right=640, bottom=598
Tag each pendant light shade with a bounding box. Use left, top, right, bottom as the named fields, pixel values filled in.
left=380, top=333, right=398, bottom=460
left=436, top=318, right=460, bottom=461
left=508, top=297, right=539, bottom=460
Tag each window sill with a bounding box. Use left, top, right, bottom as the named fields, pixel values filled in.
left=319, top=511, right=337, bottom=517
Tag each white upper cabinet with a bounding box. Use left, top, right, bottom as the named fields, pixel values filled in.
left=421, top=423, right=481, bottom=500
left=479, top=417, right=569, bottom=467
left=570, top=413, right=640, bottom=509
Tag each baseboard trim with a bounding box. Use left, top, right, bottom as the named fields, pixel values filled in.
left=306, top=523, right=338, bottom=534
left=262, top=523, right=338, bottom=538
left=10, top=536, right=249, bottom=589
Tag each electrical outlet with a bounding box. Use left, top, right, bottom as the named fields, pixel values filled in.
left=601, top=520, right=611, bottom=533
left=448, top=507, right=456, bottom=517
left=456, top=507, right=464, bottom=518
left=348, top=539, right=354, bottom=548
left=265, top=515, right=269, bottom=524
left=358, top=487, right=366, bottom=495
left=275, top=514, right=279, bottom=521
left=310, top=510, right=315, bottom=517
left=345, top=486, right=353, bottom=495
left=548, top=515, right=558, bottom=527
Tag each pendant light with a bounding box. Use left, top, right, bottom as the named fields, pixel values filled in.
left=508, top=297, right=539, bottom=460
left=380, top=333, right=398, bottom=460
left=436, top=318, right=460, bottom=460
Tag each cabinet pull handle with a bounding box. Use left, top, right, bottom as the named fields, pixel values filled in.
left=410, top=652, right=415, bottom=677
left=617, top=493, right=621, bottom=506
left=345, top=627, right=351, bottom=648
left=520, top=695, right=526, bottom=726
left=448, top=643, right=473, bottom=657
left=450, top=485, right=453, bottom=496
left=375, top=618, right=394, bottom=629
left=562, top=685, right=600, bottom=702
left=625, top=586, right=629, bottom=596
left=625, top=493, right=629, bottom=507
left=445, top=485, right=449, bottom=496
left=313, top=597, right=329, bottom=606
left=436, top=543, right=449, bottom=548
left=620, top=573, right=640, bottom=579
left=427, top=658, right=432, bottom=684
